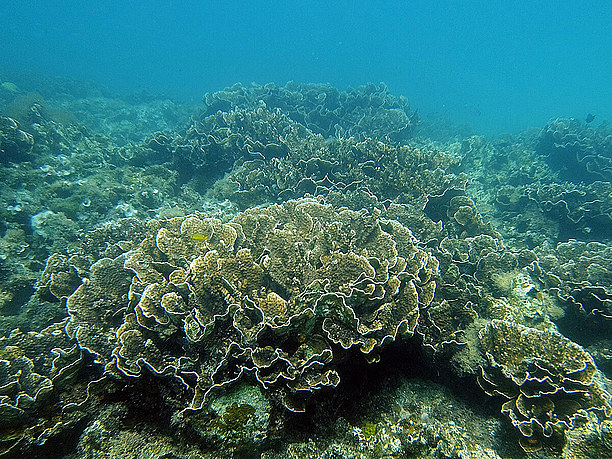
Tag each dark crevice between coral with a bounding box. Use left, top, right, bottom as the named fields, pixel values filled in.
left=423, top=188, right=464, bottom=224
left=15, top=419, right=89, bottom=459
left=261, top=272, right=290, bottom=302
left=279, top=335, right=499, bottom=445
left=0, top=283, right=34, bottom=316
left=556, top=216, right=612, bottom=243
left=97, top=370, right=188, bottom=432
left=555, top=302, right=612, bottom=350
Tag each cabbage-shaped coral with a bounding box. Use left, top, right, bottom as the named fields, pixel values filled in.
left=535, top=240, right=612, bottom=321
left=0, top=320, right=84, bottom=455
left=536, top=117, right=612, bottom=184
left=202, top=82, right=418, bottom=142
left=208, top=132, right=464, bottom=211
left=64, top=199, right=438, bottom=412
left=478, top=319, right=612, bottom=451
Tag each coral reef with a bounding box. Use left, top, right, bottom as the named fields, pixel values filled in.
left=261, top=379, right=508, bottom=459
left=0, top=320, right=87, bottom=456
left=536, top=117, right=612, bottom=184
left=1, top=76, right=612, bottom=457
left=209, top=133, right=465, bottom=211
left=202, top=82, right=419, bottom=142
left=530, top=239, right=612, bottom=359
left=61, top=199, right=438, bottom=413
left=524, top=181, right=612, bottom=241
left=0, top=116, right=34, bottom=163
left=478, top=319, right=611, bottom=451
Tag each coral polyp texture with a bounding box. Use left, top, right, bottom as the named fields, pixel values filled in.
left=2, top=77, right=612, bottom=457
left=63, top=199, right=437, bottom=412
left=478, top=319, right=612, bottom=451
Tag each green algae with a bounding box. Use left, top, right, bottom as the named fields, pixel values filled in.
left=362, top=422, right=377, bottom=437
left=222, top=403, right=256, bottom=431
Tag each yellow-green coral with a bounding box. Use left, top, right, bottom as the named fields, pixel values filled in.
left=478, top=319, right=612, bottom=451
left=222, top=403, right=256, bottom=431
left=62, top=199, right=438, bottom=413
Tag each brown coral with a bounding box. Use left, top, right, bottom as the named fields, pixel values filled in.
left=535, top=240, right=612, bottom=320
left=0, top=320, right=85, bottom=455
left=62, top=199, right=438, bottom=412
left=478, top=319, right=612, bottom=451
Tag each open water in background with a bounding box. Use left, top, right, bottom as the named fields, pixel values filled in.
left=1, top=0, right=611, bottom=136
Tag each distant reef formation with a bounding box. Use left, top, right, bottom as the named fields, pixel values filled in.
left=1, top=79, right=612, bottom=457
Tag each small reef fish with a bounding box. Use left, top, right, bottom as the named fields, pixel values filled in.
left=190, top=233, right=209, bottom=241
left=586, top=113, right=596, bottom=123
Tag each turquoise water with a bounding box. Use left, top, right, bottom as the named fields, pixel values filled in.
left=2, top=1, right=611, bottom=135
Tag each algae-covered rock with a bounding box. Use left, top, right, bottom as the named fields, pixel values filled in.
left=260, top=378, right=507, bottom=459
left=75, top=404, right=206, bottom=459
left=189, top=384, right=270, bottom=450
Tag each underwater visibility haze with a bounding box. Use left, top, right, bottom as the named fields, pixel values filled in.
left=3, top=1, right=612, bottom=135
left=1, top=1, right=612, bottom=458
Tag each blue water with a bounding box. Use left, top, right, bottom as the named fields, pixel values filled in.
left=1, top=1, right=611, bottom=135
